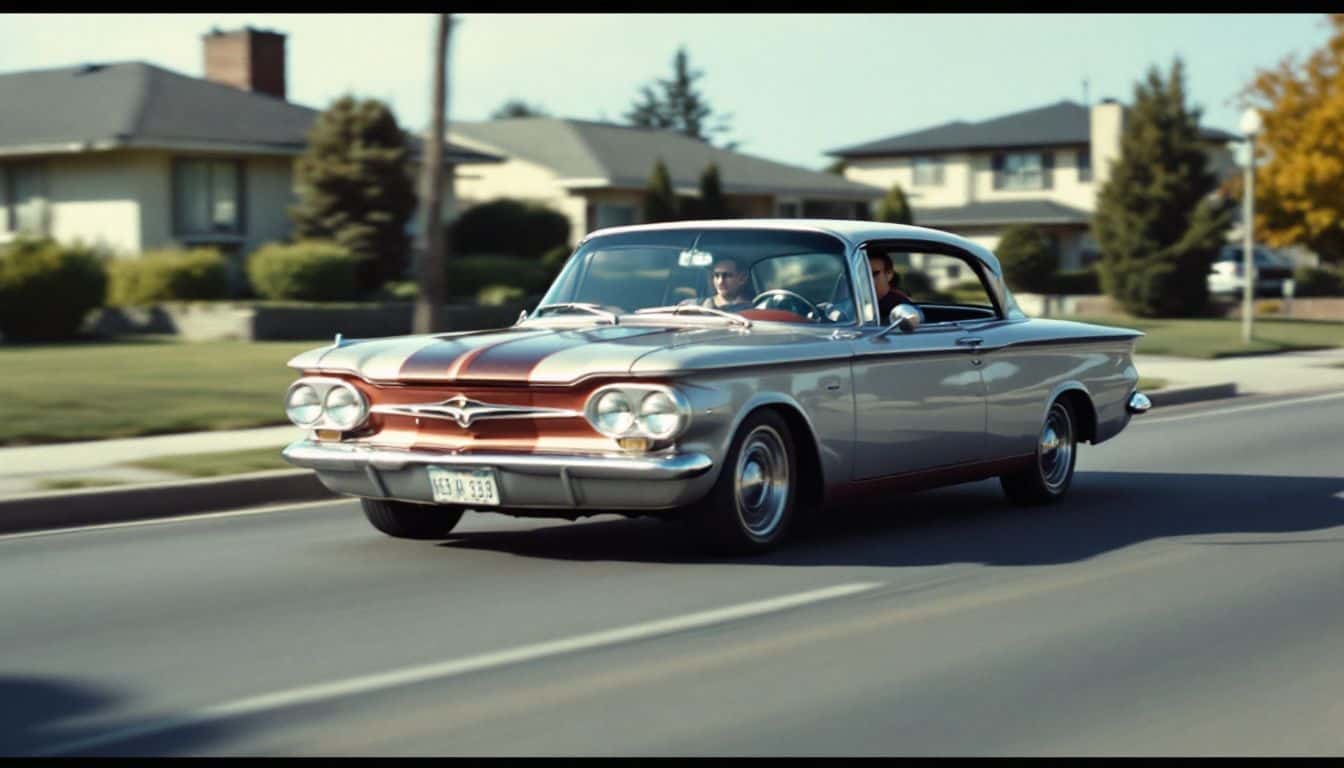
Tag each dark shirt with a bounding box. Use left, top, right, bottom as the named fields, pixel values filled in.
left=702, top=295, right=754, bottom=313
left=877, top=289, right=902, bottom=324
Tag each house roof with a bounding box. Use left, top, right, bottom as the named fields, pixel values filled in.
left=0, top=61, right=502, bottom=163
left=913, top=200, right=1093, bottom=228
left=827, top=100, right=1239, bottom=158
left=450, top=117, right=883, bottom=201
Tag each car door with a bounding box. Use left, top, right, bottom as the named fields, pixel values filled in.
left=849, top=244, right=989, bottom=480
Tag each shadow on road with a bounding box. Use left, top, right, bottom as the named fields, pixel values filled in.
left=436, top=471, right=1344, bottom=568
left=0, top=674, right=233, bottom=756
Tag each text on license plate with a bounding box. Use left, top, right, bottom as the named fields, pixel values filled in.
left=427, top=467, right=500, bottom=506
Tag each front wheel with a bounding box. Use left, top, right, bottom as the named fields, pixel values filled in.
left=1000, top=399, right=1077, bottom=505
left=687, top=410, right=797, bottom=555
left=361, top=498, right=466, bottom=539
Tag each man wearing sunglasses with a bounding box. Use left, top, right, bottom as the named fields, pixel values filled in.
left=701, top=257, right=754, bottom=312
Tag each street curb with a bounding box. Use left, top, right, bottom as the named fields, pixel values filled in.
left=0, top=469, right=336, bottom=535
left=1145, top=382, right=1238, bottom=408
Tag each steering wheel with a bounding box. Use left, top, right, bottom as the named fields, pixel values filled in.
left=751, top=289, right=823, bottom=321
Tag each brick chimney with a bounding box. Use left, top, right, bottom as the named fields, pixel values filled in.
left=202, top=26, right=286, bottom=100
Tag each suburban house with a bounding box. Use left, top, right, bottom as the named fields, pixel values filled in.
left=827, top=99, right=1239, bottom=275
left=0, top=26, right=502, bottom=273
left=446, top=117, right=884, bottom=241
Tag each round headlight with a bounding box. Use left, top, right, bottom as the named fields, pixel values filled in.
left=594, top=391, right=635, bottom=435
left=323, top=385, right=366, bottom=430
left=285, top=384, right=322, bottom=426
left=638, top=391, right=682, bottom=438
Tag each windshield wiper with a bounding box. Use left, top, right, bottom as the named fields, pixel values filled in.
left=528, top=302, right=619, bottom=325
left=634, top=304, right=752, bottom=328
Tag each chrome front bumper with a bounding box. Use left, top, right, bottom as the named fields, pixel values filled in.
left=281, top=439, right=716, bottom=511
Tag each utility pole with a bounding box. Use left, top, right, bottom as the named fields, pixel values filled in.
left=414, top=13, right=450, bottom=335
left=1239, top=108, right=1262, bottom=345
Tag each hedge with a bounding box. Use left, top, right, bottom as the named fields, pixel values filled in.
left=443, top=254, right=553, bottom=300
left=0, top=238, right=107, bottom=341
left=1292, top=265, right=1344, bottom=297
left=107, top=247, right=229, bottom=306
left=247, top=240, right=359, bottom=302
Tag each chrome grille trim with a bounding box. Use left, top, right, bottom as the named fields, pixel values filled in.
left=369, top=395, right=581, bottom=428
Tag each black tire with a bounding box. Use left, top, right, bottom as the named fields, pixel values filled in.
left=361, top=498, right=466, bottom=539
left=687, top=409, right=797, bottom=555
left=1000, top=399, right=1078, bottom=505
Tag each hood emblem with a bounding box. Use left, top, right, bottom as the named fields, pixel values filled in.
left=370, top=395, right=579, bottom=428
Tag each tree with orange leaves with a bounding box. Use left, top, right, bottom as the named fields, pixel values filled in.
left=1242, top=14, right=1344, bottom=264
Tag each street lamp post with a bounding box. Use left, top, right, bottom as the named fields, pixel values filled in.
left=1240, top=108, right=1262, bottom=345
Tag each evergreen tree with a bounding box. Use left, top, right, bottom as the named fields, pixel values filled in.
left=643, top=158, right=679, bottom=223
left=997, top=224, right=1059, bottom=295
left=625, top=47, right=735, bottom=148
left=875, top=183, right=914, bottom=225
left=1093, top=59, right=1231, bottom=317
left=290, top=95, right=417, bottom=293
left=697, top=163, right=729, bottom=219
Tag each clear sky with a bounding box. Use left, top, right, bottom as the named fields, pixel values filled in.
left=0, top=13, right=1330, bottom=169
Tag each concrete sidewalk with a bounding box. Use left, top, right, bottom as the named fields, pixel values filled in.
left=0, top=425, right=304, bottom=497
left=1135, top=346, right=1344, bottom=395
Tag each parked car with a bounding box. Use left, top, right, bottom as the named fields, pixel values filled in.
left=1208, top=244, right=1294, bottom=298
left=281, top=220, right=1150, bottom=554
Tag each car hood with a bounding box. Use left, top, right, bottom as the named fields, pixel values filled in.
left=287, top=322, right=846, bottom=386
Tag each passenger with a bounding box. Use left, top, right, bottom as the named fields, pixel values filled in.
left=702, top=257, right=754, bottom=312
left=870, top=252, right=915, bottom=323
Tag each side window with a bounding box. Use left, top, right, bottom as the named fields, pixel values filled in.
left=868, top=245, right=1000, bottom=325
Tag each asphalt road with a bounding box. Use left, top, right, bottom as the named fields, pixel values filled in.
left=3, top=390, right=1343, bottom=756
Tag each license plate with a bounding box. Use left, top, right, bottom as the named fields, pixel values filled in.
left=427, top=467, right=500, bottom=506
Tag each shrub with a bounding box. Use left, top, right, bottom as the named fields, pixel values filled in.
left=443, top=255, right=552, bottom=301
left=0, top=238, right=107, bottom=341
left=1292, top=265, right=1344, bottom=297
left=1049, top=269, right=1102, bottom=295
left=448, top=199, right=571, bottom=260
left=246, top=240, right=359, bottom=301
left=541, top=244, right=574, bottom=281
left=892, top=267, right=935, bottom=297
left=997, top=225, right=1059, bottom=294
left=374, top=280, right=422, bottom=302
left=107, top=247, right=229, bottom=306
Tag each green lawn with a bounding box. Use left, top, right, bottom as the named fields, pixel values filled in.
left=129, top=446, right=292, bottom=477
left=36, top=477, right=129, bottom=491
left=1138, top=377, right=1166, bottom=391
left=1072, top=316, right=1344, bottom=359
left=0, top=339, right=317, bottom=446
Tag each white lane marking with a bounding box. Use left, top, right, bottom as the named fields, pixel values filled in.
left=1136, top=390, right=1344, bottom=426
left=30, top=581, right=884, bottom=756
left=0, top=498, right=350, bottom=543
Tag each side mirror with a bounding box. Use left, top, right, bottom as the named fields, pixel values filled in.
left=879, top=303, right=922, bottom=337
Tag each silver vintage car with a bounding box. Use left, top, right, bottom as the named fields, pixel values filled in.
left=281, top=220, right=1151, bottom=554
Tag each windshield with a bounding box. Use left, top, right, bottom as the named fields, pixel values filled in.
left=537, top=228, right=857, bottom=325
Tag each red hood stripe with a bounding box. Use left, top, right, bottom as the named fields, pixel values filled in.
left=458, top=326, right=665, bottom=382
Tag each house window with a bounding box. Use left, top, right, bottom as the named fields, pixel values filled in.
left=777, top=201, right=799, bottom=218
left=172, top=159, right=244, bottom=236
left=1078, top=149, right=1093, bottom=182
left=1, top=162, right=49, bottom=235
left=912, top=156, right=944, bottom=186
left=593, top=203, right=635, bottom=230
left=994, top=151, right=1053, bottom=190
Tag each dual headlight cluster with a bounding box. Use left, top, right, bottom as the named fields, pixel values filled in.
left=285, top=377, right=369, bottom=431
left=584, top=384, right=691, bottom=441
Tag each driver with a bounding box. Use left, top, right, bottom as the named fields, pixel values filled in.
left=702, top=256, right=754, bottom=312
left=870, top=252, right=915, bottom=323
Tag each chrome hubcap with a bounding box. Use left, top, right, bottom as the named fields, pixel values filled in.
left=1038, top=403, right=1074, bottom=492
left=734, top=425, right=789, bottom=539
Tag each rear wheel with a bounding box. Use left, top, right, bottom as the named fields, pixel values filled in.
left=1000, top=399, right=1077, bottom=505
left=687, top=410, right=797, bottom=555
left=361, top=498, right=466, bottom=539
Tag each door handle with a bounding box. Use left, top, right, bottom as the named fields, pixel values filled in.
left=955, top=337, right=984, bottom=347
